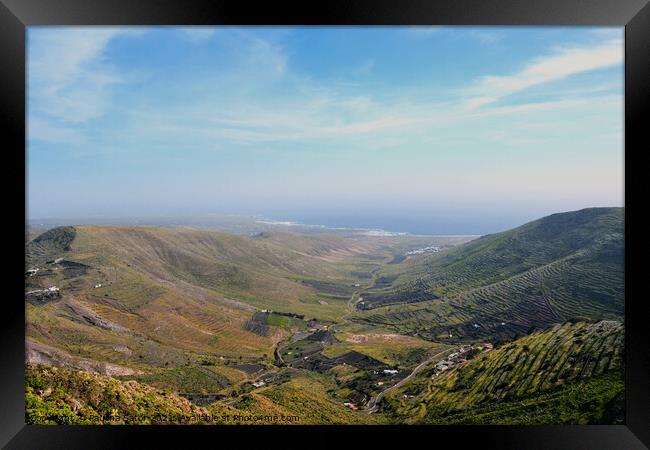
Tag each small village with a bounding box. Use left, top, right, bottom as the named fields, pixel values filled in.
left=24, top=286, right=61, bottom=304
left=342, top=342, right=496, bottom=412
left=406, top=245, right=441, bottom=255
left=430, top=342, right=494, bottom=379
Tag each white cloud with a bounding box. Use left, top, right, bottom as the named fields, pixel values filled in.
left=460, top=96, right=496, bottom=111
left=470, top=95, right=622, bottom=118
left=465, top=38, right=623, bottom=109
left=29, top=28, right=139, bottom=123
left=27, top=28, right=623, bottom=157
left=318, top=116, right=418, bottom=135
left=116, top=81, right=621, bottom=151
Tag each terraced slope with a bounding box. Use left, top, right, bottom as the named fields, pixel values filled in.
left=26, top=226, right=46, bottom=243
left=381, top=321, right=624, bottom=424
left=26, top=226, right=76, bottom=268
left=415, top=207, right=623, bottom=294
left=355, top=208, right=624, bottom=341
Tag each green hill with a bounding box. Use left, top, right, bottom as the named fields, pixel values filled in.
left=25, top=364, right=383, bottom=425
left=413, top=207, right=623, bottom=294
left=355, top=208, right=624, bottom=341
left=381, top=320, right=624, bottom=424
left=26, top=363, right=223, bottom=424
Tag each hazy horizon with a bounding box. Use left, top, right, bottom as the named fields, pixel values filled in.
left=27, top=26, right=624, bottom=234
left=27, top=205, right=623, bottom=236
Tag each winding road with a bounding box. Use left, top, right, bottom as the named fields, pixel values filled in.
left=366, top=347, right=455, bottom=414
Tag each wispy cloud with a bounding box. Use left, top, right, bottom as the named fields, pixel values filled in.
left=26, top=27, right=623, bottom=222
left=29, top=28, right=140, bottom=123
left=464, top=37, right=622, bottom=109
left=28, top=28, right=623, bottom=154
left=28, top=28, right=146, bottom=147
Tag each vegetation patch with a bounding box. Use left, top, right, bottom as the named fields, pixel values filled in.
left=381, top=321, right=624, bottom=424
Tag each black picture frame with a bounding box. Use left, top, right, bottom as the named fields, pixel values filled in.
left=1, top=1, right=647, bottom=448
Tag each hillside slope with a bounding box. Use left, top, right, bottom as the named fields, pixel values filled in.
left=414, top=207, right=623, bottom=293
left=26, top=226, right=77, bottom=268
left=356, top=208, right=624, bottom=341
left=26, top=364, right=382, bottom=425
left=25, top=224, right=454, bottom=392
left=381, top=320, right=624, bottom=424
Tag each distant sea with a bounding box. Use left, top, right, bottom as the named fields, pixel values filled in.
left=253, top=211, right=539, bottom=236
left=27, top=207, right=576, bottom=236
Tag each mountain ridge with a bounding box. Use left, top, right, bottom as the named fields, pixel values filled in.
left=355, top=207, right=624, bottom=341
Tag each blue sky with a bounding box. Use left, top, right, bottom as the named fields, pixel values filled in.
left=27, top=27, right=624, bottom=234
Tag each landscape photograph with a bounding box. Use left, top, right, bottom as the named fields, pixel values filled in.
left=26, top=26, right=624, bottom=425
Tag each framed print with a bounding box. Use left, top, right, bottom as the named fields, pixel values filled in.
left=1, top=0, right=648, bottom=448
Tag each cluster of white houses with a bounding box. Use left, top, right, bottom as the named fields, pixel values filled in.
left=25, top=286, right=59, bottom=295
left=405, top=245, right=441, bottom=255
left=431, top=343, right=494, bottom=378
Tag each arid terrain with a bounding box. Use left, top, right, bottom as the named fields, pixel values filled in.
left=25, top=207, right=624, bottom=425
